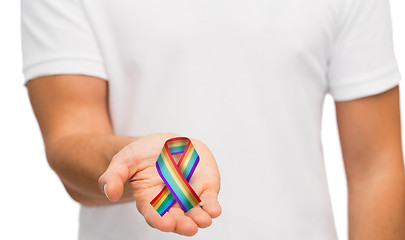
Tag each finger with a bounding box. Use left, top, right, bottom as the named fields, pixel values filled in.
left=142, top=204, right=176, bottom=233
left=169, top=206, right=198, bottom=236
left=98, top=162, right=128, bottom=201
left=185, top=205, right=212, bottom=228
left=98, top=147, right=138, bottom=201
left=199, top=188, right=222, bottom=218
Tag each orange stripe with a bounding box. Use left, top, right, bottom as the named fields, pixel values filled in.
left=178, top=144, right=193, bottom=171
left=162, top=146, right=199, bottom=205
left=153, top=188, right=171, bottom=208
left=162, top=148, right=197, bottom=204
left=154, top=144, right=197, bottom=208
left=167, top=140, right=188, bottom=146
left=153, top=145, right=190, bottom=206
left=151, top=187, right=169, bottom=207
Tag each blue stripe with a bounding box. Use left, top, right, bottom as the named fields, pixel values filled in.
left=158, top=157, right=193, bottom=210
left=160, top=163, right=193, bottom=210
left=183, top=150, right=198, bottom=177
left=160, top=160, right=193, bottom=209
left=169, top=146, right=187, bottom=154
left=158, top=194, right=175, bottom=214
left=156, top=157, right=189, bottom=212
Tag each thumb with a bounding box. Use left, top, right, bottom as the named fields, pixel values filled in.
left=98, top=147, right=138, bottom=202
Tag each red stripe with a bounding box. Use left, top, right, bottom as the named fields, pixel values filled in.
left=164, top=144, right=201, bottom=204
left=177, top=141, right=191, bottom=166
left=150, top=185, right=167, bottom=205
left=152, top=140, right=193, bottom=206
left=165, top=136, right=189, bottom=144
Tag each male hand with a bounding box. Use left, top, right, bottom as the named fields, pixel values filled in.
left=99, top=133, right=221, bottom=236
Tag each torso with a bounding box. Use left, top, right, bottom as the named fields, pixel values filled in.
left=79, top=0, right=339, bottom=239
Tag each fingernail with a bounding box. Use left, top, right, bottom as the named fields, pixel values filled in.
left=104, top=184, right=111, bottom=201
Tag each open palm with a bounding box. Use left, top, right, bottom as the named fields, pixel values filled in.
left=99, top=133, right=221, bottom=236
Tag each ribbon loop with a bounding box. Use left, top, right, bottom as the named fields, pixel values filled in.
left=150, top=137, right=201, bottom=216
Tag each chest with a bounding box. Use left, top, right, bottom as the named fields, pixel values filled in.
left=87, top=0, right=337, bottom=95
left=96, top=0, right=335, bottom=57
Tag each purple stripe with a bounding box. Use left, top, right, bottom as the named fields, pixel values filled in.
left=170, top=150, right=184, bottom=154
left=156, top=159, right=188, bottom=213
left=159, top=199, right=176, bottom=216
left=186, top=156, right=199, bottom=182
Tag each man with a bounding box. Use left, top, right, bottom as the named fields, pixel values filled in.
left=22, top=0, right=405, bottom=239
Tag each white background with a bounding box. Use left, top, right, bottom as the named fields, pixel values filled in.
left=0, top=1, right=403, bottom=239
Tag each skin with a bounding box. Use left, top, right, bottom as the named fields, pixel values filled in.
left=335, top=86, right=405, bottom=240
left=27, top=74, right=405, bottom=239
left=27, top=74, right=221, bottom=236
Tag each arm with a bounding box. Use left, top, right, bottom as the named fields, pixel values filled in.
left=335, top=86, right=405, bottom=240
left=27, top=74, right=136, bottom=206
left=27, top=74, right=221, bottom=236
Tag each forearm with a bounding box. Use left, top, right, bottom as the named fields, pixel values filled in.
left=46, top=134, right=139, bottom=206
left=26, top=76, right=141, bottom=206
left=347, top=161, right=405, bottom=240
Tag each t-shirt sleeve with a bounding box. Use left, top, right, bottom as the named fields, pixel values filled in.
left=327, top=0, right=401, bottom=101
left=21, top=0, right=108, bottom=84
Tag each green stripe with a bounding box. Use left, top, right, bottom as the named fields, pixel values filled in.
left=183, top=150, right=198, bottom=177
left=160, top=159, right=193, bottom=209
left=156, top=193, right=175, bottom=213
left=159, top=157, right=193, bottom=210
left=168, top=145, right=187, bottom=153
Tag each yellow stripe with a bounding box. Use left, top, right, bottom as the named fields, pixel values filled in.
left=179, top=146, right=199, bottom=204
left=154, top=188, right=171, bottom=208
left=167, top=140, right=188, bottom=147
left=167, top=143, right=188, bottom=148
left=162, top=148, right=198, bottom=205
left=163, top=148, right=194, bottom=203
left=179, top=145, right=193, bottom=171
left=168, top=139, right=188, bottom=144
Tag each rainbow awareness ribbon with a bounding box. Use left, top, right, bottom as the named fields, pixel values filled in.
left=150, top=137, right=201, bottom=216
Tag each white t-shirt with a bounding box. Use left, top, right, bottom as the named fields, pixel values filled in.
left=21, top=0, right=401, bottom=239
